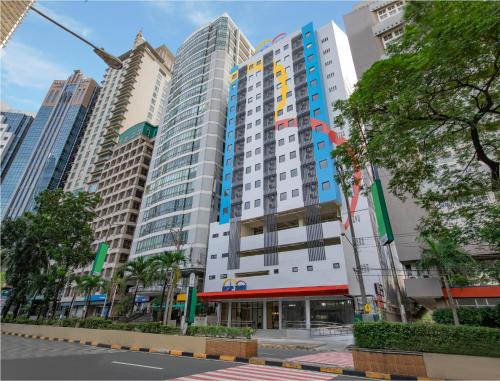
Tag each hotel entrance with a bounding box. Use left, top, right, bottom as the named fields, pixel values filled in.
left=215, top=297, right=354, bottom=330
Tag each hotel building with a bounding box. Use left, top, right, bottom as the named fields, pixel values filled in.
left=199, top=21, right=386, bottom=329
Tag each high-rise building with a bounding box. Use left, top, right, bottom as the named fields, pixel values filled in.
left=130, top=15, right=252, bottom=285
left=64, top=32, right=174, bottom=194
left=199, top=21, right=387, bottom=329
left=61, top=122, right=158, bottom=317
left=1, top=70, right=98, bottom=219
left=343, top=2, right=500, bottom=310
left=0, top=1, right=33, bottom=48
left=343, top=1, right=405, bottom=79
left=0, top=111, right=33, bottom=171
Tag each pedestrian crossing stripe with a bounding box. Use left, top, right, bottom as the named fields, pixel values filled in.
left=168, top=364, right=336, bottom=381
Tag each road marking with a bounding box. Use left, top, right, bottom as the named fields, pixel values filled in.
left=111, top=361, right=163, bottom=370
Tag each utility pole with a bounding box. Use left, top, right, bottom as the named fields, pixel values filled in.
left=336, top=163, right=368, bottom=313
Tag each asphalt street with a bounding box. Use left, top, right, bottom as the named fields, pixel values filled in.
left=1, top=334, right=369, bottom=380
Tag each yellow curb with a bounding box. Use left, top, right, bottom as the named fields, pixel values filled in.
left=220, top=355, right=236, bottom=362
left=130, top=346, right=140, bottom=351
left=170, top=350, right=183, bottom=356
left=39, top=336, right=46, bottom=340
left=148, top=348, right=158, bottom=353
left=57, top=338, right=65, bottom=342
left=79, top=340, right=86, bottom=345
left=249, top=358, right=266, bottom=365
left=366, top=371, right=391, bottom=380
left=48, top=337, right=56, bottom=341
left=320, top=367, right=343, bottom=374
left=283, top=362, right=302, bottom=369
left=111, top=344, right=122, bottom=350
left=193, top=353, right=207, bottom=359
left=91, top=341, right=99, bottom=346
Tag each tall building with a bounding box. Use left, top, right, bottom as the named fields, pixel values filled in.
left=343, top=2, right=500, bottom=310
left=61, top=122, right=158, bottom=317
left=343, top=1, right=405, bottom=79
left=199, top=21, right=387, bottom=329
left=0, top=1, right=33, bottom=48
left=0, top=111, right=33, bottom=170
left=1, top=70, right=98, bottom=219
left=130, top=15, right=252, bottom=286
left=64, top=32, right=174, bottom=194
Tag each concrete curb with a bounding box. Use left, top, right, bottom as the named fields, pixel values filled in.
left=2, top=331, right=442, bottom=380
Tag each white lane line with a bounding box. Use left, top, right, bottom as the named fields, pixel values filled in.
left=111, top=361, right=163, bottom=370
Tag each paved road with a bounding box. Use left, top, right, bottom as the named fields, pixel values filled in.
left=1, top=334, right=368, bottom=380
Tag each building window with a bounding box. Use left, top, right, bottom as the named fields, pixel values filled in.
left=314, top=108, right=321, bottom=116
left=279, top=138, right=285, bottom=146
left=247, top=110, right=253, bottom=116
left=254, top=199, right=261, bottom=207
left=289, top=135, right=295, bottom=143
left=256, top=133, right=261, bottom=140
left=223, top=231, right=230, bottom=236
left=247, top=136, right=252, bottom=143
left=290, top=151, right=297, bottom=159
left=220, top=274, right=227, bottom=279
left=278, top=109, right=283, bottom=116
left=247, top=123, right=252, bottom=129
left=279, top=155, right=285, bottom=163
left=320, top=159, right=328, bottom=169
left=333, top=262, right=340, bottom=269
left=209, top=275, right=216, bottom=280
left=310, top=79, right=317, bottom=87
left=256, top=105, right=261, bottom=112
left=256, top=119, right=261, bottom=125
left=288, top=119, right=295, bottom=127
left=223, top=207, right=228, bottom=214
left=322, top=181, right=331, bottom=191
left=244, top=201, right=250, bottom=209
left=309, top=66, right=316, bottom=73
left=255, top=147, right=261, bottom=155
left=307, top=54, right=314, bottom=62
left=210, top=254, right=217, bottom=259
left=321, top=37, right=328, bottom=43
left=280, top=172, right=286, bottom=181
left=287, top=105, right=293, bottom=112
left=312, top=93, right=319, bottom=101
left=291, top=168, right=298, bottom=177
left=248, top=97, right=253, bottom=104
left=246, top=166, right=251, bottom=174
left=245, top=183, right=251, bottom=190
left=318, top=141, right=325, bottom=150
left=255, top=180, right=261, bottom=188
left=222, top=253, right=229, bottom=258
left=292, top=267, right=298, bottom=272
left=292, top=189, right=299, bottom=198
left=255, top=163, right=261, bottom=171
left=246, top=151, right=252, bottom=158
left=274, top=268, right=279, bottom=274
left=307, top=265, right=313, bottom=271
left=256, top=81, right=261, bottom=88
left=227, top=144, right=232, bottom=152
left=280, top=192, right=287, bottom=201
left=212, top=233, right=219, bottom=238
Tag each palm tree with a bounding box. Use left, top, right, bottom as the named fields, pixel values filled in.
left=105, top=267, right=125, bottom=319
left=419, top=236, right=477, bottom=326
left=77, top=275, right=104, bottom=319
left=150, top=251, right=185, bottom=323
left=67, top=275, right=84, bottom=318
left=124, top=257, right=153, bottom=316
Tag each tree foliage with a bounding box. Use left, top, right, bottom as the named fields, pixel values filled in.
left=333, top=2, right=500, bottom=248
left=1, top=189, right=99, bottom=318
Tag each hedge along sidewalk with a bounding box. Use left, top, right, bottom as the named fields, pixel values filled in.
left=354, top=321, right=500, bottom=358
left=1, top=331, right=442, bottom=381
left=0, top=316, right=252, bottom=339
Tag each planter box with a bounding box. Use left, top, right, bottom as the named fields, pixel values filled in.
left=352, top=348, right=427, bottom=377
left=353, top=347, right=500, bottom=380
left=206, top=338, right=257, bottom=358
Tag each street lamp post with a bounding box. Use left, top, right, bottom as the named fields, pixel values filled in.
left=29, top=6, right=123, bottom=70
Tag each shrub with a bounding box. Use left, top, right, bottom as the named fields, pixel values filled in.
left=186, top=325, right=252, bottom=339
left=354, top=321, right=500, bottom=357
left=432, top=305, right=500, bottom=328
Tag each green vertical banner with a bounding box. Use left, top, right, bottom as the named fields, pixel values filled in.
left=91, top=242, right=108, bottom=274
left=185, top=287, right=197, bottom=324
left=371, top=179, right=394, bottom=245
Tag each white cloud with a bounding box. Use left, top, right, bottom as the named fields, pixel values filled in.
left=1, top=41, right=69, bottom=89
left=36, top=3, right=93, bottom=38
left=150, top=1, right=217, bottom=27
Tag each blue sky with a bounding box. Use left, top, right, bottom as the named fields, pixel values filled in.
left=1, top=0, right=356, bottom=113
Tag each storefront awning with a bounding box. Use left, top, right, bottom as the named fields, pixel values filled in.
left=198, top=285, right=349, bottom=301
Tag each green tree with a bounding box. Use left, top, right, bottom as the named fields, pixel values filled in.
left=419, top=236, right=479, bottom=326
left=31, top=189, right=99, bottom=317
left=123, top=257, right=153, bottom=316
left=77, top=274, right=105, bottom=319
left=150, top=251, right=185, bottom=323
left=333, top=2, right=500, bottom=248
left=1, top=215, right=47, bottom=318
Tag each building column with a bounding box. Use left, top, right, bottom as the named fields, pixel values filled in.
left=305, top=299, right=311, bottom=329
left=227, top=301, right=232, bottom=327
left=216, top=303, right=221, bottom=325
left=262, top=300, right=267, bottom=330
left=278, top=300, right=283, bottom=330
